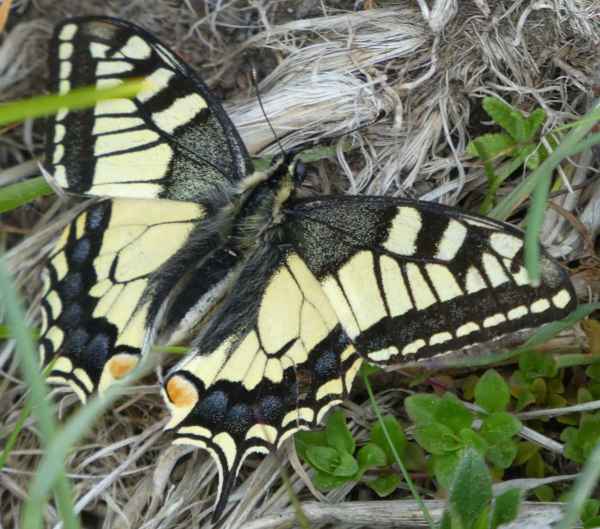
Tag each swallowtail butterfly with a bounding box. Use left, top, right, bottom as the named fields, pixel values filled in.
left=40, top=16, right=576, bottom=520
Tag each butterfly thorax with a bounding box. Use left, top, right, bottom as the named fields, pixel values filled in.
left=227, top=156, right=298, bottom=252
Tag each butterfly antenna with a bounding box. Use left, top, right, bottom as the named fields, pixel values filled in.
left=250, top=64, right=287, bottom=157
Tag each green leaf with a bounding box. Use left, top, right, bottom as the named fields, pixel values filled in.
left=312, top=470, right=349, bottom=491
left=326, top=410, right=355, bottom=454
left=514, top=442, right=539, bottom=465
left=518, top=350, right=557, bottom=380
left=440, top=510, right=453, bottom=529
left=525, top=451, right=545, bottom=478
left=405, top=393, right=440, bottom=424
left=0, top=177, right=53, bottom=214
left=562, top=414, right=600, bottom=464
left=491, top=488, right=521, bottom=529
left=366, top=474, right=402, bottom=497
left=370, top=415, right=407, bottom=464
left=435, top=394, right=473, bottom=433
left=524, top=108, right=547, bottom=141
left=295, top=430, right=328, bottom=461
left=357, top=443, right=387, bottom=473
left=534, top=485, right=554, bottom=502
left=487, top=441, right=518, bottom=469
left=305, top=446, right=340, bottom=475
left=466, top=132, right=516, bottom=160
left=480, top=412, right=522, bottom=443
left=483, top=97, right=528, bottom=142
left=414, top=423, right=460, bottom=455
left=475, top=369, right=510, bottom=413
left=434, top=451, right=462, bottom=490
left=333, top=451, right=359, bottom=477
left=587, top=364, right=600, bottom=382
left=449, top=448, right=493, bottom=529
left=459, top=429, right=488, bottom=455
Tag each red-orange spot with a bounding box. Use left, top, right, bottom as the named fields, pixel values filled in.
left=107, top=354, right=138, bottom=380
left=166, top=375, right=198, bottom=407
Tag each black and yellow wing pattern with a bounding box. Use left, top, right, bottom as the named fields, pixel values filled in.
left=40, top=15, right=577, bottom=522
left=40, top=16, right=250, bottom=399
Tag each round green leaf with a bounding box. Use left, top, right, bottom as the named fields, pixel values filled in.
left=433, top=451, right=461, bottom=490
left=475, top=369, right=510, bottom=413
left=306, top=445, right=340, bottom=474
left=405, top=393, right=440, bottom=424
left=366, top=474, right=402, bottom=497
left=326, top=410, right=355, bottom=454
left=434, top=394, right=473, bottom=433
left=357, top=443, right=387, bottom=472
left=313, top=470, right=349, bottom=491
left=333, top=451, right=359, bottom=477
left=414, top=423, right=460, bottom=455
left=370, top=415, right=407, bottom=464
left=480, top=412, right=522, bottom=443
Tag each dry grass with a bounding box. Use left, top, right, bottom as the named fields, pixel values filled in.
left=1, top=0, right=600, bottom=528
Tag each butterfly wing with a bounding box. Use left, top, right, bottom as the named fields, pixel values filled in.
left=283, top=196, right=576, bottom=364
left=39, top=198, right=209, bottom=401
left=40, top=16, right=254, bottom=399
left=47, top=16, right=252, bottom=202
left=163, top=243, right=362, bottom=520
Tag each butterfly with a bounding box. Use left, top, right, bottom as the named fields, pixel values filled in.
left=39, top=16, right=577, bottom=521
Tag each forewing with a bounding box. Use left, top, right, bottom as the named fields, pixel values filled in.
left=39, top=198, right=205, bottom=401
left=163, top=244, right=362, bottom=520
left=46, top=16, right=252, bottom=202
left=284, top=196, right=577, bottom=364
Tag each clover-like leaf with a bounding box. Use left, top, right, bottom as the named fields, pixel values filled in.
left=475, top=369, right=510, bottom=413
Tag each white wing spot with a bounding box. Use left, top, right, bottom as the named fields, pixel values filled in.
left=482, top=253, right=509, bottom=287
left=552, top=289, right=571, bottom=309
left=456, top=321, right=479, bottom=337
left=406, top=263, right=436, bottom=310
left=483, top=313, right=506, bottom=328
left=58, top=24, right=77, bottom=41
left=383, top=207, right=421, bottom=255
left=531, top=298, right=551, bottom=313
left=435, top=219, right=467, bottom=260
left=490, top=232, right=523, bottom=259
left=429, top=331, right=452, bottom=345
left=369, top=346, right=399, bottom=362
left=402, top=339, right=426, bottom=356
left=508, top=305, right=528, bottom=320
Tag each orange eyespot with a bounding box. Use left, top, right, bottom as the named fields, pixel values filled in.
left=166, top=375, right=198, bottom=408
left=107, top=353, right=138, bottom=380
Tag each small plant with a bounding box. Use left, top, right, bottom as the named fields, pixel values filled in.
left=466, top=97, right=555, bottom=213
left=406, top=369, right=522, bottom=489
left=439, top=448, right=522, bottom=529
left=295, top=409, right=415, bottom=497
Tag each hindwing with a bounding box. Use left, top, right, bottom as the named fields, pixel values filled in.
left=39, top=198, right=205, bottom=400
left=46, top=16, right=252, bottom=202
left=163, top=243, right=362, bottom=519
left=284, top=196, right=576, bottom=364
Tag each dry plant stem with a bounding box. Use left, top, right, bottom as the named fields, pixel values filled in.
left=241, top=500, right=569, bottom=529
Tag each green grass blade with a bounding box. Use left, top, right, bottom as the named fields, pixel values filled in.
left=556, top=440, right=600, bottom=529
left=489, top=103, right=600, bottom=221
left=0, top=176, right=53, bottom=214
left=0, top=256, right=79, bottom=529
left=0, top=80, right=146, bottom=127
left=22, top=357, right=153, bottom=528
